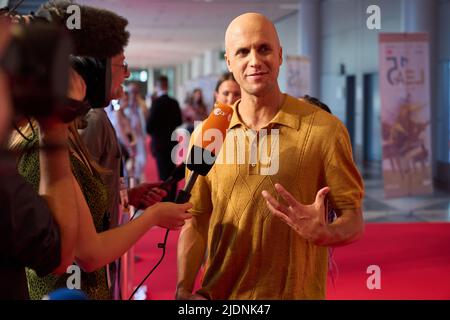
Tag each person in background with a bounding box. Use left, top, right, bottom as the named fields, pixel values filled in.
left=128, top=82, right=149, bottom=119
left=192, top=88, right=208, bottom=119
left=181, top=92, right=194, bottom=133
left=214, top=72, right=241, bottom=106
left=183, top=88, right=208, bottom=133
left=146, top=75, right=183, bottom=201
left=106, top=92, right=136, bottom=172
left=125, top=83, right=148, bottom=182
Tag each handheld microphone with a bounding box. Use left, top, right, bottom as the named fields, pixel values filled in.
left=175, top=102, right=234, bottom=204
left=130, top=163, right=186, bottom=221
left=159, top=163, right=186, bottom=192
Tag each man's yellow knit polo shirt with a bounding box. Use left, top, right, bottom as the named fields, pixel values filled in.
left=187, top=94, right=364, bottom=299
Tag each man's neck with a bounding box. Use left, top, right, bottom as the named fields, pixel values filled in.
left=238, top=88, right=284, bottom=131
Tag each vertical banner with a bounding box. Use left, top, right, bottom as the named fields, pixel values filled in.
left=286, top=56, right=310, bottom=98
left=379, top=33, right=433, bottom=198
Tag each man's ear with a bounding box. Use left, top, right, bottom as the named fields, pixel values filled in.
left=225, top=53, right=232, bottom=72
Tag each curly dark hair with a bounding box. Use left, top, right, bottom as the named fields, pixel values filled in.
left=35, top=0, right=130, bottom=58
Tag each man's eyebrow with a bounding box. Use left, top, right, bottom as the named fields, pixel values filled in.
left=259, top=42, right=272, bottom=48
left=234, top=47, right=247, bottom=55
left=233, top=42, right=273, bottom=55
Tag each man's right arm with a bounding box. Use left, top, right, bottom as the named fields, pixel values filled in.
left=176, top=212, right=210, bottom=300
left=176, top=126, right=212, bottom=300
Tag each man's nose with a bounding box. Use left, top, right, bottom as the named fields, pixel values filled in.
left=248, top=50, right=261, bottom=68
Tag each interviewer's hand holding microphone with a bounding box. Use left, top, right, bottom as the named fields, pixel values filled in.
left=151, top=102, right=234, bottom=231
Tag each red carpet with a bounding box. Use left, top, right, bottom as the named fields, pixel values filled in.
left=132, top=223, right=450, bottom=300
left=326, top=222, right=450, bottom=299
left=132, top=228, right=184, bottom=300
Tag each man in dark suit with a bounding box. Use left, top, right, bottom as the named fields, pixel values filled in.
left=146, top=76, right=182, bottom=201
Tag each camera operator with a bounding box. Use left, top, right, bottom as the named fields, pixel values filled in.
left=0, top=21, right=82, bottom=299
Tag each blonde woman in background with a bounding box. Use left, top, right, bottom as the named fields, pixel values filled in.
left=183, top=88, right=208, bottom=133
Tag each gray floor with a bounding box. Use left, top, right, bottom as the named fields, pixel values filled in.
left=361, top=162, right=450, bottom=223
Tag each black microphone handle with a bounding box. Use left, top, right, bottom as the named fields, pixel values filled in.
left=175, top=171, right=199, bottom=204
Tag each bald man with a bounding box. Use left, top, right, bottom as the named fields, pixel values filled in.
left=176, top=13, right=364, bottom=300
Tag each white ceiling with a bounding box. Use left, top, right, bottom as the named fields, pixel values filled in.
left=77, top=0, right=299, bottom=68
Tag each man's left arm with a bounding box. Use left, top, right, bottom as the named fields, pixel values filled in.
left=322, top=119, right=365, bottom=246
left=262, top=184, right=364, bottom=247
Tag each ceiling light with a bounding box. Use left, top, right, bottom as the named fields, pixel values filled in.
left=140, top=71, right=148, bottom=82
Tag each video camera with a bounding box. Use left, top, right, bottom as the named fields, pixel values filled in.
left=0, top=19, right=93, bottom=122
